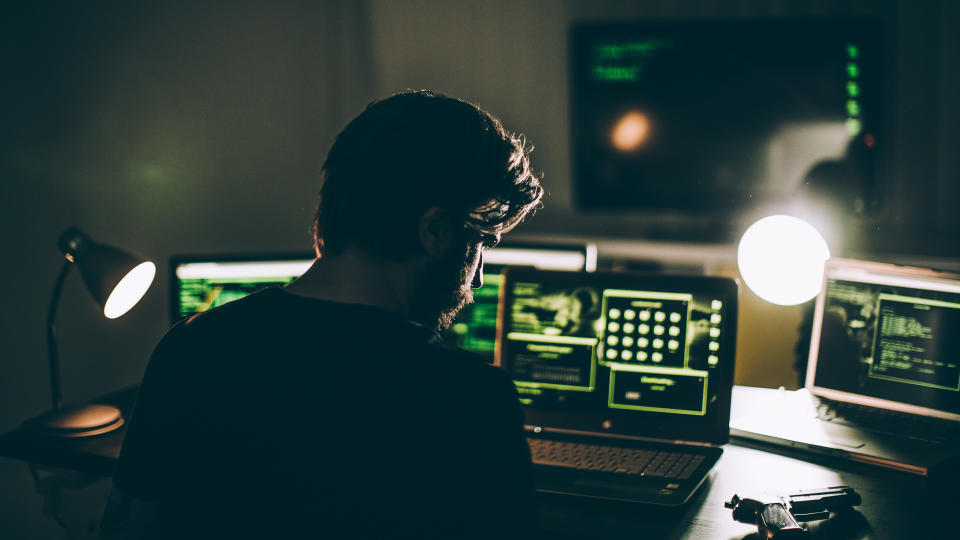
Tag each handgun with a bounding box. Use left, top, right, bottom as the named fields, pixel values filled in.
left=725, top=485, right=861, bottom=538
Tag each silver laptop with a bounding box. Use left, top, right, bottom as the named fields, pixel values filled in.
left=731, top=258, right=960, bottom=475
left=497, top=268, right=738, bottom=505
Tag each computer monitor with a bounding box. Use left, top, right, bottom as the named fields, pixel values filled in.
left=170, top=254, right=315, bottom=323
left=570, top=18, right=883, bottom=235
left=446, top=243, right=597, bottom=361
left=170, top=245, right=597, bottom=336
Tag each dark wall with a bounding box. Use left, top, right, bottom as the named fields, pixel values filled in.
left=1, top=1, right=376, bottom=433
left=0, top=0, right=957, bottom=535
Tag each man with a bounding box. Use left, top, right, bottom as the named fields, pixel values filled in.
left=101, top=91, right=544, bottom=538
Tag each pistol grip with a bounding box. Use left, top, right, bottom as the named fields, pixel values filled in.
left=758, top=503, right=809, bottom=538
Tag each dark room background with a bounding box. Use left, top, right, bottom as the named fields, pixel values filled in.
left=2, top=0, right=957, bottom=537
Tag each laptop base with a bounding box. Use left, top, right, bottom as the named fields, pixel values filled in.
left=730, top=386, right=960, bottom=476
left=528, top=432, right=721, bottom=505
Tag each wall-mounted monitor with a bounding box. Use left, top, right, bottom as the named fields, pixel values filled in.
left=570, top=18, right=883, bottom=236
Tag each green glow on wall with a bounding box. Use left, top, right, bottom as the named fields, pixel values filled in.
left=846, top=81, right=860, bottom=97
left=846, top=62, right=859, bottom=78
left=847, top=44, right=859, bottom=59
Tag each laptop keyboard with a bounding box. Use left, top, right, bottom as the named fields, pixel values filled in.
left=816, top=400, right=960, bottom=444
left=527, top=438, right=705, bottom=479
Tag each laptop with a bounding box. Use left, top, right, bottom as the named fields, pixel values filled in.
left=446, top=242, right=597, bottom=362
left=170, top=253, right=316, bottom=323
left=731, top=258, right=960, bottom=476
left=496, top=268, right=738, bottom=505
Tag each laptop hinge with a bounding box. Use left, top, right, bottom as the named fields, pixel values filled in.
left=526, top=425, right=720, bottom=448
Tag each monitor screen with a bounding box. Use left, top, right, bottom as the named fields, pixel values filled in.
left=171, top=245, right=596, bottom=334
left=497, top=268, right=738, bottom=444
left=809, top=260, right=960, bottom=420
left=446, top=243, right=597, bottom=361
left=570, top=18, right=882, bottom=232
left=171, top=254, right=315, bottom=322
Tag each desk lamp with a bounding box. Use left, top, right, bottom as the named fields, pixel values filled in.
left=29, top=227, right=156, bottom=437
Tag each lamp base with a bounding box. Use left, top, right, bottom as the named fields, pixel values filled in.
left=27, top=404, right=125, bottom=438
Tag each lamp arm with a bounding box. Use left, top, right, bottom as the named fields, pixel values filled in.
left=47, top=260, right=72, bottom=411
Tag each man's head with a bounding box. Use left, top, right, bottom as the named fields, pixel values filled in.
left=313, top=90, right=543, bottom=330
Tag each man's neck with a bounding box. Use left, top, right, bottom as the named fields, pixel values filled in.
left=283, top=250, right=418, bottom=319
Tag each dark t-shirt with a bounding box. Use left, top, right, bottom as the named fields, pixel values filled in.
left=114, top=287, right=536, bottom=539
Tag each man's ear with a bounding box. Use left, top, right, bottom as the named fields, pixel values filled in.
left=419, top=206, right=456, bottom=257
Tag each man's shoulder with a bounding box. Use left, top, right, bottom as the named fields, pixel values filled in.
left=179, top=286, right=289, bottom=329
left=422, top=342, right=519, bottom=402
left=423, top=338, right=504, bottom=375
left=157, top=288, right=452, bottom=363
left=147, top=287, right=299, bottom=369
left=169, top=287, right=395, bottom=342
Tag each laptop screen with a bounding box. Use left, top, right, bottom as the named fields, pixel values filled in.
left=446, top=243, right=597, bottom=361
left=808, top=258, right=960, bottom=421
left=497, top=268, right=737, bottom=444
left=170, top=254, right=315, bottom=323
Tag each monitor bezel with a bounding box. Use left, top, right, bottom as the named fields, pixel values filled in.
left=482, top=241, right=598, bottom=273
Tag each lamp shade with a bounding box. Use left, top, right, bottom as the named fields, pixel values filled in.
left=58, top=227, right=156, bottom=318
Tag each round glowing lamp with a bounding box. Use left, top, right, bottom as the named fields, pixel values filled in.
left=737, top=215, right=830, bottom=306
left=611, top=111, right=651, bottom=152
left=28, top=227, right=156, bottom=437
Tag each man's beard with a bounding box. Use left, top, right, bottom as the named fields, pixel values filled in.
left=411, top=241, right=479, bottom=333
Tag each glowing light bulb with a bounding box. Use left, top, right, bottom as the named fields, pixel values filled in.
left=103, top=261, right=156, bottom=319
left=737, top=215, right=830, bottom=306
left=611, top=111, right=651, bottom=151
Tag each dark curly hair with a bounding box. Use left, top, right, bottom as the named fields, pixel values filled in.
left=313, top=90, right=543, bottom=258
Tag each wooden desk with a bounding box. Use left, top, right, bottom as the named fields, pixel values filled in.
left=1, top=387, right=951, bottom=539
left=538, top=439, right=948, bottom=539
